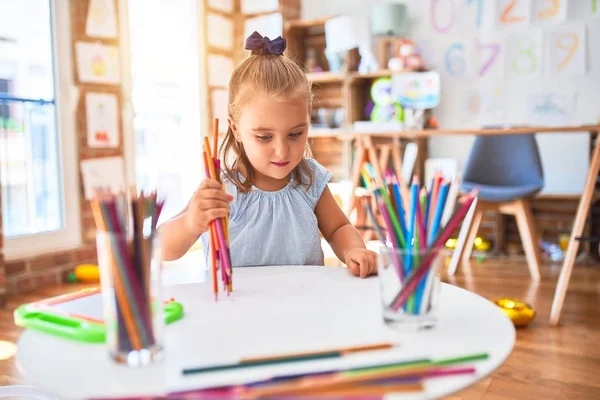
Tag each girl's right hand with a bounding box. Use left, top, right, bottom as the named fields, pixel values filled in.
left=184, top=178, right=233, bottom=236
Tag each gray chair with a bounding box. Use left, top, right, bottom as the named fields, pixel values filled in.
left=452, top=134, right=544, bottom=281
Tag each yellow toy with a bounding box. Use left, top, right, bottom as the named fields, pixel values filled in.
left=74, top=264, right=100, bottom=283
left=493, top=298, right=536, bottom=327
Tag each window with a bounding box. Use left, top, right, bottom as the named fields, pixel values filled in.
left=127, top=0, right=203, bottom=224
left=0, top=0, right=80, bottom=258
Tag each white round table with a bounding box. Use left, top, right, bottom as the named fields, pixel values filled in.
left=16, top=266, right=515, bottom=400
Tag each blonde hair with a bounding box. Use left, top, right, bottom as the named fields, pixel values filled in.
left=219, top=50, right=314, bottom=193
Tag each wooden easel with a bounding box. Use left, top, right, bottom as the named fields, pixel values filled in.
left=346, top=136, right=414, bottom=242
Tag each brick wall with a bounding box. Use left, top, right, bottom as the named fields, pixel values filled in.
left=0, top=167, right=5, bottom=306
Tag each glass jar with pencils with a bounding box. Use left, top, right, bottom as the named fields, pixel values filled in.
left=377, top=246, right=443, bottom=329
left=93, top=192, right=165, bottom=367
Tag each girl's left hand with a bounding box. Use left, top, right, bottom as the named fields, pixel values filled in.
left=345, top=248, right=378, bottom=278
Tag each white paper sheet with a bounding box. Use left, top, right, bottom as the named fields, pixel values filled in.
left=80, top=156, right=125, bottom=199
left=474, top=32, right=506, bottom=80
left=546, top=24, right=586, bottom=76
left=207, top=13, right=233, bottom=50
left=209, top=0, right=233, bottom=13
left=211, top=89, right=228, bottom=132
left=243, top=13, right=283, bottom=46
left=241, top=0, right=279, bottom=15
left=506, top=29, right=543, bottom=79
left=86, top=92, right=119, bottom=148
left=495, top=0, right=531, bottom=28
left=533, top=0, right=568, bottom=23
left=527, top=91, right=576, bottom=126
left=208, top=55, right=233, bottom=88
left=75, top=41, right=121, bottom=84
left=85, top=0, right=118, bottom=38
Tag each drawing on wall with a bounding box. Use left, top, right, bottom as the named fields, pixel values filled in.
left=527, top=92, right=576, bottom=126
left=86, top=92, right=119, bottom=148
left=546, top=24, right=586, bottom=76
left=534, top=0, right=568, bottom=23
left=86, top=0, right=118, bottom=38
left=392, top=72, right=441, bottom=109
left=75, top=42, right=120, bottom=84
left=495, top=0, right=532, bottom=28
left=80, top=157, right=125, bottom=200
left=464, top=86, right=507, bottom=125
left=506, top=29, right=543, bottom=79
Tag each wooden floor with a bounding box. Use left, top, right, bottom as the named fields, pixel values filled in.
left=1, top=257, right=599, bottom=399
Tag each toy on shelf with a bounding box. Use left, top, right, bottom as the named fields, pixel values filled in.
left=366, top=78, right=404, bottom=123
left=387, top=39, right=426, bottom=71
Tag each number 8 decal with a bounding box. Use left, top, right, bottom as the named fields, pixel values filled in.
left=512, top=37, right=537, bottom=74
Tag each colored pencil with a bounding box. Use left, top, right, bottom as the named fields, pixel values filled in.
left=182, top=343, right=396, bottom=375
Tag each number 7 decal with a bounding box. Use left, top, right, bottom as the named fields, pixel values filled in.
left=478, top=41, right=501, bottom=77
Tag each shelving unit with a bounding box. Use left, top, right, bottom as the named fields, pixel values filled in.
left=283, top=17, right=427, bottom=187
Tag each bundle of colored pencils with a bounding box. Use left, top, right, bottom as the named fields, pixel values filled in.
left=90, top=190, right=164, bottom=353
left=360, top=163, right=477, bottom=314
left=203, top=118, right=233, bottom=300
left=174, top=351, right=489, bottom=399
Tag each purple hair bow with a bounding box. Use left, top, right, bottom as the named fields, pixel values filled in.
left=245, top=31, right=286, bottom=55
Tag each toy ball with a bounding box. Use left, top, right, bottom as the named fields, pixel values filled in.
left=371, top=104, right=403, bottom=123
left=493, top=298, right=536, bottom=327
left=370, top=78, right=394, bottom=106
left=74, top=264, right=100, bottom=283
left=388, top=57, right=405, bottom=71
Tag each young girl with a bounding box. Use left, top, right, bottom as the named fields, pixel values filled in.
left=160, top=32, right=377, bottom=278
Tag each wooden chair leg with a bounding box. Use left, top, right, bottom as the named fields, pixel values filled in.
left=448, top=197, right=479, bottom=276
left=462, top=207, right=484, bottom=265
left=492, top=212, right=506, bottom=256
left=513, top=199, right=542, bottom=282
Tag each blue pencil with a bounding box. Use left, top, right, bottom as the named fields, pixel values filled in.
left=391, top=178, right=408, bottom=240
left=404, top=178, right=419, bottom=312
left=427, top=182, right=449, bottom=247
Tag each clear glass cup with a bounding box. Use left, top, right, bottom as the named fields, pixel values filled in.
left=377, top=245, right=442, bottom=329
left=96, top=230, right=164, bottom=367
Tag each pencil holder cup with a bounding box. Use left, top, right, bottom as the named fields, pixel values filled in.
left=377, top=245, right=442, bottom=329
left=96, top=230, right=164, bottom=367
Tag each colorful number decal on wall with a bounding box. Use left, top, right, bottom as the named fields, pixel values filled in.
left=538, top=0, right=560, bottom=19
left=593, top=0, right=598, bottom=13
left=431, top=0, right=456, bottom=33
left=445, top=43, right=466, bottom=76
left=556, top=33, right=579, bottom=71
left=478, top=41, right=501, bottom=77
left=465, top=0, right=484, bottom=27
left=512, top=37, right=537, bottom=74
left=500, top=0, right=526, bottom=23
